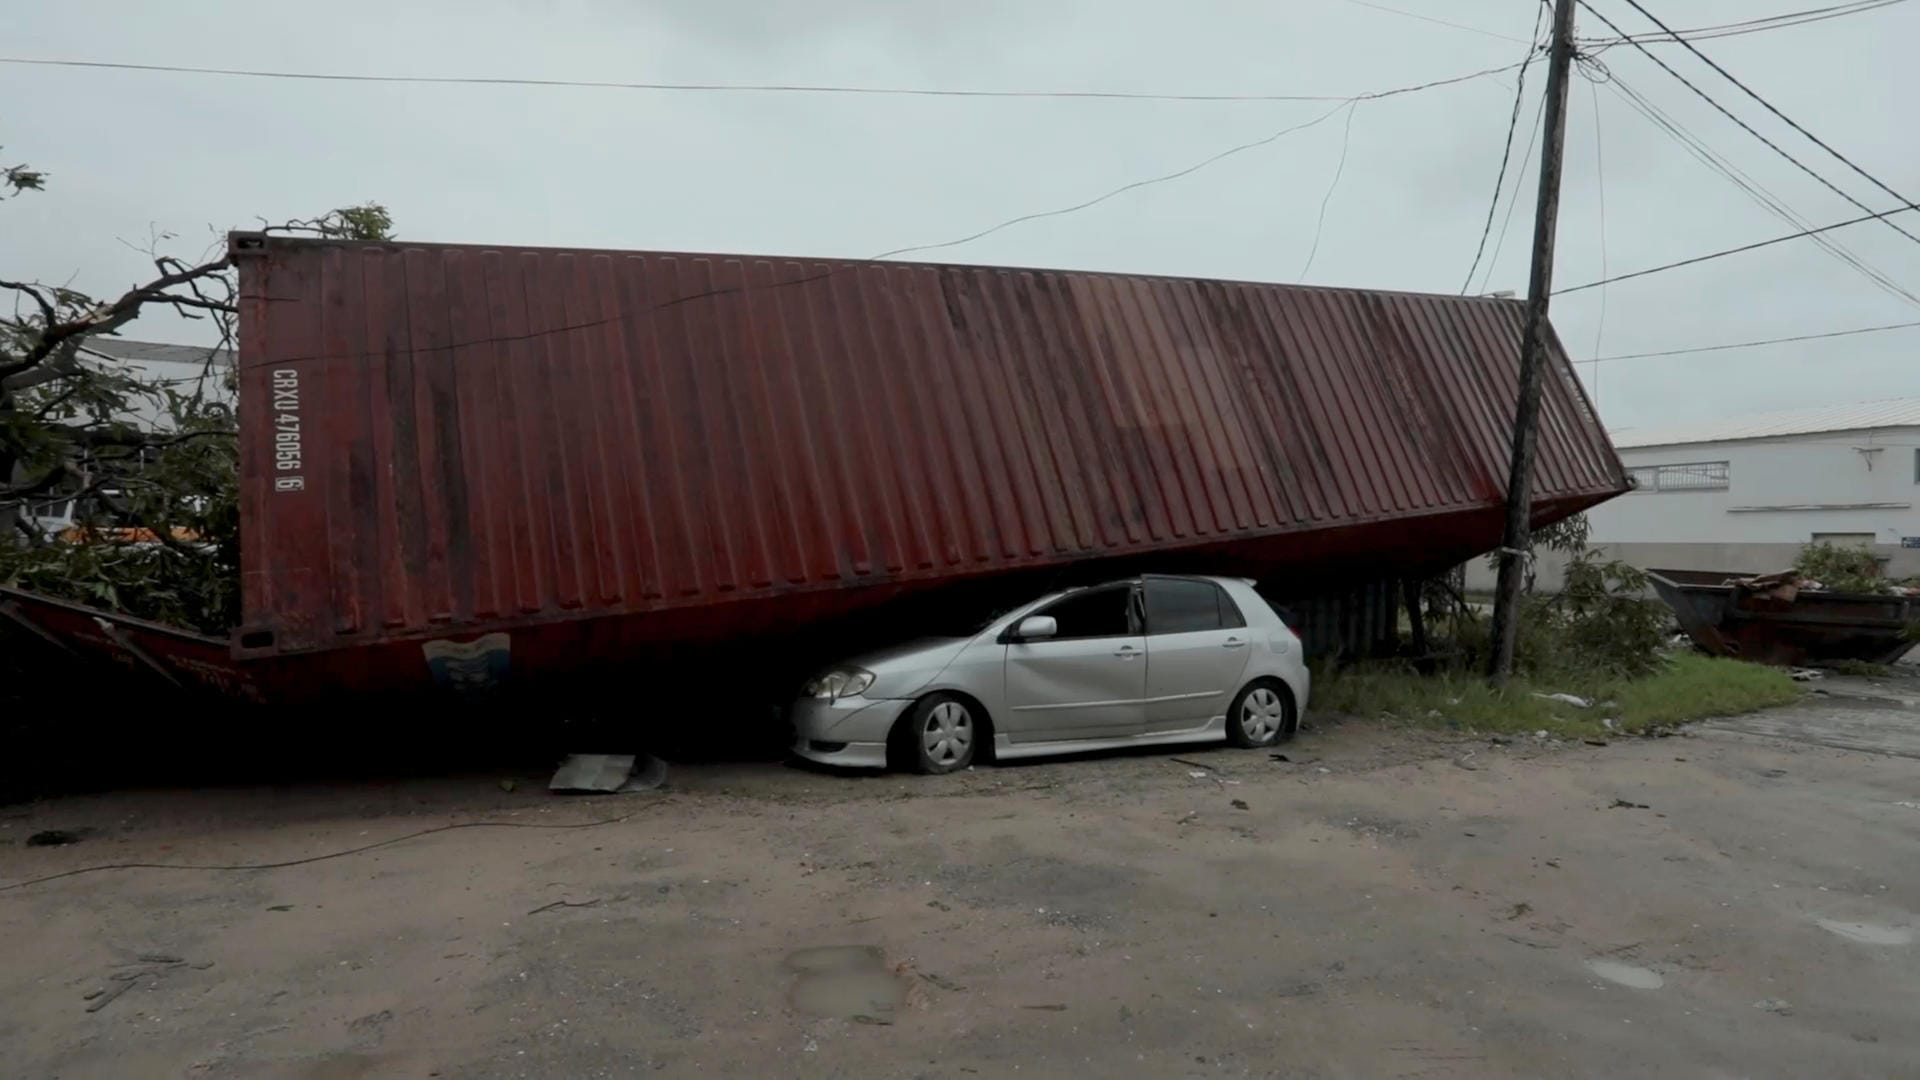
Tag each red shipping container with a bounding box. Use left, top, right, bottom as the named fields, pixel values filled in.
left=231, top=234, right=1625, bottom=684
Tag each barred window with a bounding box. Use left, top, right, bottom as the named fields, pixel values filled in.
left=1630, top=461, right=1729, bottom=492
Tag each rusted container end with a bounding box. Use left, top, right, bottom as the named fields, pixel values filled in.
left=231, top=234, right=1625, bottom=688
left=1650, top=569, right=1918, bottom=667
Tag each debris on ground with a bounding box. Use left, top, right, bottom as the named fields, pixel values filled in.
left=549, top=753, right=668, bottom=794
left=1753, top=998, right=1794, bottom=1015
left=1789, top=668, right=1824, bottom=682
left=1170, top=758, right=1213, bottom=771
left=1609, top=799, right=1651, bottom=810
left=1269, top=753, right=1291, bottom=763
left=1230, top=799, right=1249, bottom=811
left=1533, top=693, right=1592, bottom=709
left=82, top=954, right=209, bottom=1013
left=527, top=897, right=602, bottom=916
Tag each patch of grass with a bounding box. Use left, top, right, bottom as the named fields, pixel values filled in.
left=1821, top=658, right=1891, bottom=678
left=1313, top=653, right=1800, bottom=739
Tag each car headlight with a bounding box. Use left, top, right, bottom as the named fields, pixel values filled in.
left=802, top=667, right=875, bottom=700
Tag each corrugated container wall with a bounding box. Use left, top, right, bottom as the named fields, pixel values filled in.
left=233, top=235, right=1625, bottom=662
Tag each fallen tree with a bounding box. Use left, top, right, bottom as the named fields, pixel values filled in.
left=1, top=147, right=391, bottom=634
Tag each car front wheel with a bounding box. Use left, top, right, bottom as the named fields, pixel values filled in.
left=900, top=692, right=977, bottom=774
left=1226, top=679, right=1294, bottom=748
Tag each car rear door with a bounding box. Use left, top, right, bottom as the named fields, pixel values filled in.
left=1140, top=578, right=1253, bottom=734
left=1002, top=583, right=1147, bottom=743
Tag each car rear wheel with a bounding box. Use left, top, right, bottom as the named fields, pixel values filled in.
left=1226, top=679, right=1294, bottom=748
left=901, top=693, right=976, bottom=774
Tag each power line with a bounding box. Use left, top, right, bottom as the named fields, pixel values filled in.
left=247, top=61, right=1523, bottom=368
left=1556, top=202, right=1920, bottom=294
left=1299, top=102, right=1359, bottom=280
left=1577, top=0, right=1920, bottom=250
left=1461, top=11, right=1548, bottom=292
left=1479, top=87, right=1550, bottom=295
left=1586, top=76, right=1610, bottom=402
left=875, top=100, right=1351, bottom=261
left=1584, top=0, right=1906, bottom=46
left=1592, top=68, right=1920, bottom=307
left=1339, top=0, right=1533, bottom=43
left=1612, top=0, right=1920, bottom=228
left=0, top=53, right=1479, bottom=105
left=1589, top=318, right=1920, bottom=361
left=1585, top=62, right=1918, bottom=306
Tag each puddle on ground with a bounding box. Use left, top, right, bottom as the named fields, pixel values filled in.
left=784, top=945, right=906, bottom=1021
left=1816, top=919, right=1914, bottom=946
left=1586, top=959, right=1664, bottom=989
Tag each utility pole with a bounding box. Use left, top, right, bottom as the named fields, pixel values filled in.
left=1487, top=0, right=1578, bottom=684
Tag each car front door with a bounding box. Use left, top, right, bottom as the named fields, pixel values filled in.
left=1003, top=583, right=1147, bottom=743
left=1141, top=577, right=1253, bottom=734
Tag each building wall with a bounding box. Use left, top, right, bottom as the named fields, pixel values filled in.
left=1463, top=427, right=1920, bottom=591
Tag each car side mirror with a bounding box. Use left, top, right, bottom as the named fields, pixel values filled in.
left=1014, top=615, right=1058, bottom=642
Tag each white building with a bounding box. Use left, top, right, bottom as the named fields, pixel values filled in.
left=1467, top=397, right=1920, bottom=589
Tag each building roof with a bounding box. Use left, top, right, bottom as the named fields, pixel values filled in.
left=80, top=338, right=233, bottom=369
left=1611, top=397, right=1920, bottom=449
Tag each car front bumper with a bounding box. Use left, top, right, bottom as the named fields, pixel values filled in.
left=789, top=695, right=912, bottom=769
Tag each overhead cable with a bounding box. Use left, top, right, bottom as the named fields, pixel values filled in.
left=0, top=54, right=1489, bottom=105
left=1460, top=11, right=1548, bottom=292
left=1576, top=0, right=1920, bottom=250
left=1612, top=0, right=1920, bottom=231
left=1590, top=68, right=1920, bottom=308
left=1555, top=202, right=1920, bottom=295
left=1589, top=318, right=1920, bottom=361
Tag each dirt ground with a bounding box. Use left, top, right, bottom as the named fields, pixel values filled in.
left=4, top=673, right=1917, bottom=1079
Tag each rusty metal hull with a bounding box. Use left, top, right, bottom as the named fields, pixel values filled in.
left=1649, top=569, right=1918, bottom=667
left=216, top=235, right=1628, bottom=694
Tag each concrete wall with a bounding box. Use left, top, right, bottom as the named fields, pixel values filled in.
left=1593, top=429, right=1920, bottom=545
left=1461, top=427, right=1920, bottom=592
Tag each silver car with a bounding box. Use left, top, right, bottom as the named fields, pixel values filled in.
left=792, top=574, right=1310, bottom=774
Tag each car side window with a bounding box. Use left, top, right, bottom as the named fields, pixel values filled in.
left=1034, top=586, right=1136, bottom=640
left=1145, top=578, right=1229, bottom=635
left=1217, top=585, right=1247, bottom=629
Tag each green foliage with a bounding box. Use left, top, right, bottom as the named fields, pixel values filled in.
left=314, top=202, right=394, bottom=241
left=1549, top=552, right=1669, bottom=677
left=1314, top=653, right=1799, bottom=739
left=1, top=377, right=240, bottom=635
left=1793, top=541, right=1889, bottom=594
left=1447, top=552, right=1667, bottom=680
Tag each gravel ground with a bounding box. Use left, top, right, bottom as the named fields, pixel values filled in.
left=2, top=676, right=1916, bottom=1079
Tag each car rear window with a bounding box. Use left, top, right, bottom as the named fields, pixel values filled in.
left=1145, top=578, right=1234, bottom=634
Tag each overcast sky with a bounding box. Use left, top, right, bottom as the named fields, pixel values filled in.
left=4, top=0, right=1916, bottom=433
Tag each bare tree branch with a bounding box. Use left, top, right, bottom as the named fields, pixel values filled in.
left=0, top=257, right=233, bottom=390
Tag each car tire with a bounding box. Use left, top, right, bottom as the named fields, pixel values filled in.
left=1226, top=679, right=1294, bottom=748
left=898, top=693, right=977, bottom=775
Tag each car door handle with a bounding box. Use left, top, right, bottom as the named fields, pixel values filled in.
left=1222, top=637, right=1248, bottom=649
left=1113, top=646, right=1141, bottom=659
